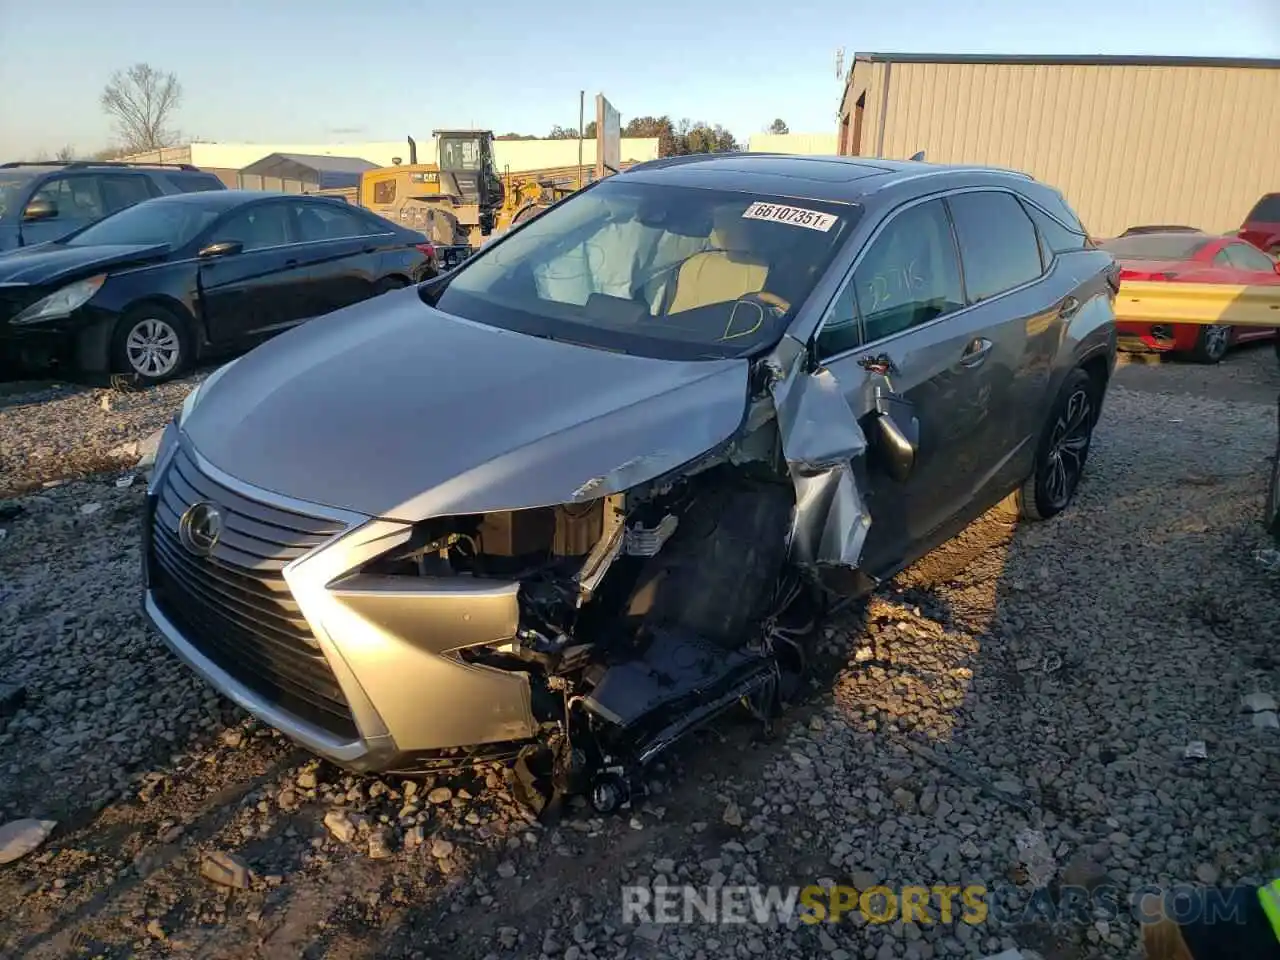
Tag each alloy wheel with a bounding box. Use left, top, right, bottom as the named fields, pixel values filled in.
left=125, top=318, right=181, bottom=378
left=1042, top=387, right=1093, bottom=511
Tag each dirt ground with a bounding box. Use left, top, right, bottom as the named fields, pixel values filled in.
left=1, top=344, right=1278, bottom=960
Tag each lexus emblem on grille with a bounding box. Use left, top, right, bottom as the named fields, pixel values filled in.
left=178, top=501, right=222, bottom=557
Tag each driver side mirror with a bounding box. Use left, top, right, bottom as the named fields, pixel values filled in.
left=872, top=389, right=920, bottom=482
left=22, top=197, right=58, bottom=222
left=198, top=240, right=243, bottom=259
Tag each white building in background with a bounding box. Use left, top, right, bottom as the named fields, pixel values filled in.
left=122, top=138, right=661, bottom=181
left=747, top=133, right=839, bottom=155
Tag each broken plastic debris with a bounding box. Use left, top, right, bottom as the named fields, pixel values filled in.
left=115, top=474, right=136, bottom=489
left=1184, top=741, right=1208, bottom=760
left=1253, top=711, right=1280, bottom=731
left=1255, top=549, right=1280, bottom=572
left=1242, top=692, right=1278, bottom=713
left=79, top=502, right=102, bottom=516
left=0, top=818, right=57, bottom=864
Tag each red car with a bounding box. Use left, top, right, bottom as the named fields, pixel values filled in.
left=1101, top=230, right=1280, bottom=364
left=1240, top=193, right=1280, bottom=256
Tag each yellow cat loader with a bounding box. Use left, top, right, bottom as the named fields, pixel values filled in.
left=358, top=132, right=505, bottom=256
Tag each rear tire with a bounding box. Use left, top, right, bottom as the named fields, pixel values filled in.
left=1008, top=368, right=1099, bottom=521
left=110, top=305, right=193, bottom=387
left=1190, top=324, right=1232, bottom=364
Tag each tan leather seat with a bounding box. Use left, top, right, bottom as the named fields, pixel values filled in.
left=666, top=210, right=769, bottom=314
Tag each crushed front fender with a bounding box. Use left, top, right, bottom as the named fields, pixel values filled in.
left=768, top=339, right=871, bottom=567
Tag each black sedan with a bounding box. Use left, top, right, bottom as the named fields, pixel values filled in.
left=0, top=191, right=436, bottom=384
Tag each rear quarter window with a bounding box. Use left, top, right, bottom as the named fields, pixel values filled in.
left=162, top=172, right=226, bottom=194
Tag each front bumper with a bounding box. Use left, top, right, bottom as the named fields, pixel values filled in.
left=0, top=305, right=116, bottom=373
left=142, top=434, right=539, bottom=772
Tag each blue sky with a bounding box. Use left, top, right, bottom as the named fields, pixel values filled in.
left=1, top=0, right=1277, bottom=157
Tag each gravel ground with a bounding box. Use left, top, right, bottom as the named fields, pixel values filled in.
left=0, top=347, right=1277, bottom=960
left=0, top=373, right=204, bottom=497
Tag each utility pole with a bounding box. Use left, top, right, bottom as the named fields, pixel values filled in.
left=577, top=91, right=585, bottom=189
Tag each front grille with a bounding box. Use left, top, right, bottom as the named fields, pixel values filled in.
left=148, top=445, right=358, bottom=739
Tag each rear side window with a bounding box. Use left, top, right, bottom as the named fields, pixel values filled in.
left=373, top=180, right=396, bottom=204
left=1246, top=194, right=1280, bottom=222
left=294, top=203, right=379, bottom=242
left=947, top=191, right=1042, bottom=303
left=99, top=175, right=154, bottom=213
left=163, top=172, right=225, bottom=194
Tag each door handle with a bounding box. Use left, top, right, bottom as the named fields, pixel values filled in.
left=960, top=337, right=993, bottom=367
left=1059, top=295, right=1081, bottom=318
left=285, top=258, right=300, bottom=267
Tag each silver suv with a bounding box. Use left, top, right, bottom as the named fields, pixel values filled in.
left=143, top=154, right=1118, bottom=809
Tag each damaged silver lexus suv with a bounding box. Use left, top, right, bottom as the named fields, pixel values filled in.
left=143, top=154, right=1118, bottom=811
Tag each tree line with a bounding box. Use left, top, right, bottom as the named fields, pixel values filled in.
left=500, top=117, right=793, bottom=156
left=503, top=117, right=741, bottom=156
left=26, top=60, right=791, bottom=163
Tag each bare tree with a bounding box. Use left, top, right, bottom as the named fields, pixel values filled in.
left=55, top=145, right=76, bottom=161
left=100, top=63, right=183, bottom=152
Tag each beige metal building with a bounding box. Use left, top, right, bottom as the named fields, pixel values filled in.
left=836, top=53, right=1280, bottom=237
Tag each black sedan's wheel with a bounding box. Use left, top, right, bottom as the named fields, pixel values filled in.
left=1190, top=324, right=1232, bottom=364
left=111, top=306, right=192, bottom=386
left=1014, top=368, right=1098, bottom=521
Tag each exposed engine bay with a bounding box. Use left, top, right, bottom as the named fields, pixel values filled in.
left=361, top=463, right=822, bottom=815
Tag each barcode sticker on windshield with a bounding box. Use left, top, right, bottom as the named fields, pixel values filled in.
left=742, top=202, right=838, bottom=232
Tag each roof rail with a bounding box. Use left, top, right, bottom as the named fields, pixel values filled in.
left=0, top=160, right=201, bottom=171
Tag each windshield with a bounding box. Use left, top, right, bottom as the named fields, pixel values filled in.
left=0, top=172, right=36, bottom=219
left=424, top=178, right=858, bottom=360
left=440, top=138, right=481, bottom=172
left=63, top=198, right=222, bottom=249
left=1100, top=233, right=1210, bottom=261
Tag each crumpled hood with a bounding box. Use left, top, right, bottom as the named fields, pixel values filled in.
left=183, top=288, right=751, bottom=520
left=0, top=243, right=168, bottom=285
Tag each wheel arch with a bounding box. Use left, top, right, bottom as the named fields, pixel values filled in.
left=106, top=297, right=198, bottom=379
left=1079, top=352, right=1111, bottom=424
